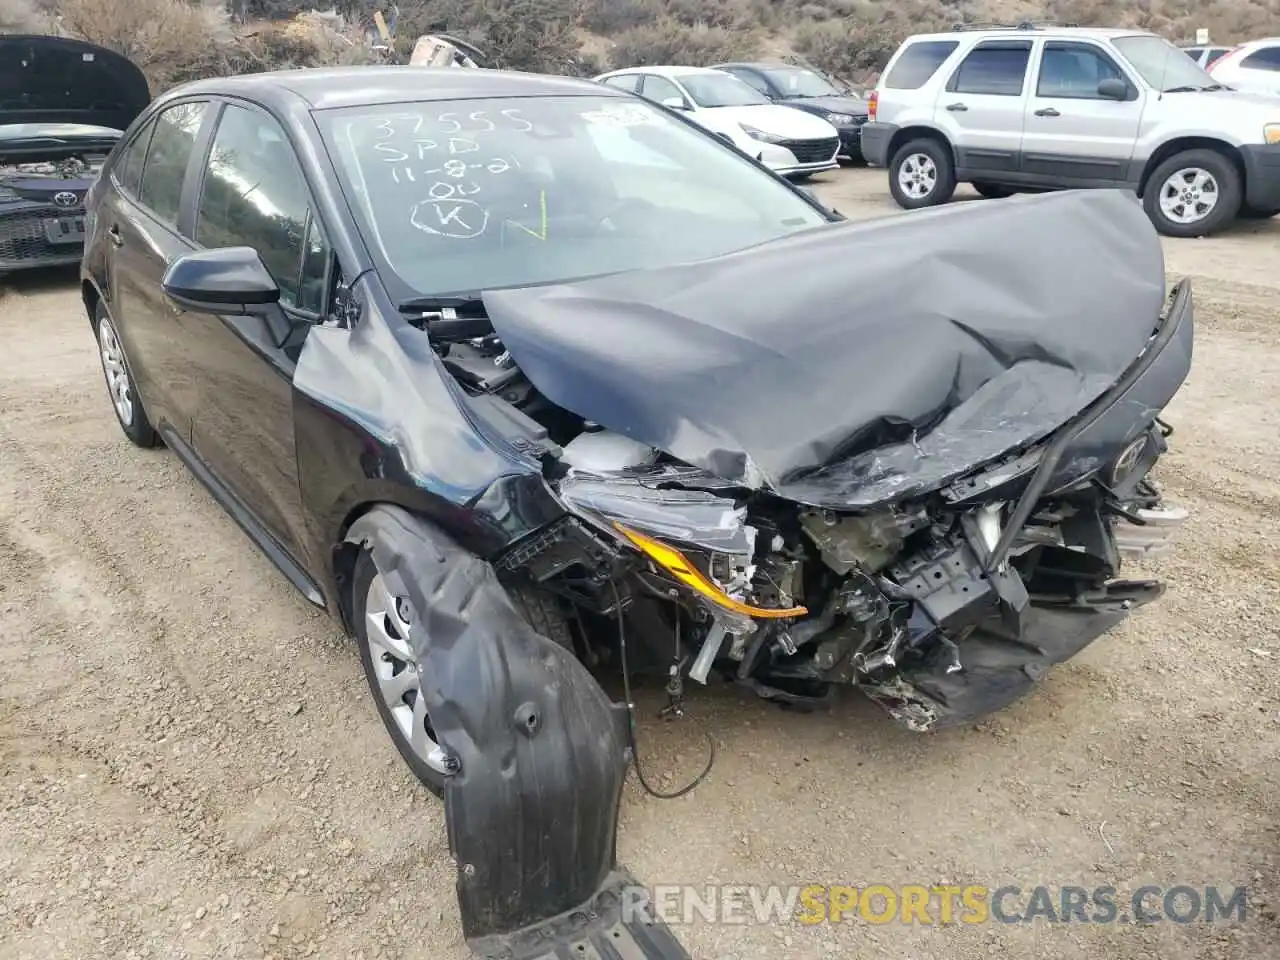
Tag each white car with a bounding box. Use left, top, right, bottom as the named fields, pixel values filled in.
left=593, top=65, right=841, bottom=177
left=1208, top=38, right=1280, bottom=96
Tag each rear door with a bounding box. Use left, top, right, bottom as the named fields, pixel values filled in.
left=936, top=39, right=1033, bottom=179
left=100, top=99, right=213, bottom=438
left=1021, top=40, right=1144, bottom=186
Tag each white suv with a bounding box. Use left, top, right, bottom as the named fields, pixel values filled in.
left=860, top=24, right=1280, bottom=236
left=1207, top=38, right=1280, bottom=96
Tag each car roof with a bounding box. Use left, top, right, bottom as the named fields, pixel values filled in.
left=167, top=66, right=621, bottom=112
left=902, top=26, right=1156, bottom=42
left=601, top=65, right=726, bottom=78
left=716, top=62, right=803, bottom=69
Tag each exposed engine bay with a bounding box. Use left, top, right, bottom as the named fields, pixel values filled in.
left=413, top=262, right=1192, bottom=732
left=0, top=153, right=107, bottom=183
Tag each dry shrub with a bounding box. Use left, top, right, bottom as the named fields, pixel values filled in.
left=0, top=0, right=52, bottom=31
left=609, top=17, right=761, bottom=67
left=242, top=10, right=380, bottom=71
left=56, top=0, right=238, bottom=89
left=579, top=0, right=663, bottom=34
left=395, top=0, right=582, bottom=73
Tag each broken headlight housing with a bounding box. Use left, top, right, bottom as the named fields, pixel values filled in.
left=555, top=475, right=806, bottom=621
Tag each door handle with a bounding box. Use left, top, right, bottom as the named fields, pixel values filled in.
left=945, top=102, right=968, bottom=112
left=1034, top=107, right=1061, bottom=117
left=107, top=224, right=124, bottom=247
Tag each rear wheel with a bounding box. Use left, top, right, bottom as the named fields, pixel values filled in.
left=888, top=137, right=956, bottom=210
left=352, top=550, right=573, bottom=796
left=972, top=181, right=1016, bottom=199
left=1143, top=149, right=1242, bottom=237
left=93, top=302, right=158, bottom=448
left=1239, top=204, right=1280, bottom=219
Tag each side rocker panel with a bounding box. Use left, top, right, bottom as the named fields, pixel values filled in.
left=344, top=506, right=689, bottom=959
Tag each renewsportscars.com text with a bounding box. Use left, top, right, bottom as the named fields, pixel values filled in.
left=621, top=884, right=1250, bottom=926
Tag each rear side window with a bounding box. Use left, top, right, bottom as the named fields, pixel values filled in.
left=1240, top=46, right=1280, bottom=71
left=884, top=40, right=959, bottom=89
left=949, top=40, right=1032, bottom=96
left=138, top=101, right=208, bottom=224
left=1182, top=47, right=1203, bottom=60
left=114, top=123, right=154, bottom=197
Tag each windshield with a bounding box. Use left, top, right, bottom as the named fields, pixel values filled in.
left=762, top=66, right=841, bottom=98
left=680, top=73, right=770, bottom=107
left=1113, top=35, right=1221, bottom=91
left=318, top=95, right=829, bottom=300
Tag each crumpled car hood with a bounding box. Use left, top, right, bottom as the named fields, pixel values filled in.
left=482, top=189, right=1167, bottom=508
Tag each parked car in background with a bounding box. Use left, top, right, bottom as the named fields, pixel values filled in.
left=0, top=34, right=149, bottom=276
left=712, top=61, right=870, bottom=161
left=1181, top=44, right=1233, bottom=69
left=1208, top=37, right=1280, bottom=95
left=594, top=65, right=841, bottom=178
left=861, top=23, right=1280, bottom=236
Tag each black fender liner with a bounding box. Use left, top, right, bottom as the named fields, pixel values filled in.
left=344, top=506, right=689, bottom=959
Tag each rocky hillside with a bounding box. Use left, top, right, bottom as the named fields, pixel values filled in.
left=4, top=0, right=1278, bottom=89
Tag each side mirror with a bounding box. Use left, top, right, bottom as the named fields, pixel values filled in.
left=1097, top=78, right=1130, bottom=101
left=162, top=246, right=281, bottom=316
left=661, top=96, right=689, bottom=111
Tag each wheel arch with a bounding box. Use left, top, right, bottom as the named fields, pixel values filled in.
left=332, top=500, right=638, bottom=948
left=81, top=278, right=103, bottom=328
left=1137, top=137, right=1245, bottom=197
left=887, top=125, right=956, bottom=166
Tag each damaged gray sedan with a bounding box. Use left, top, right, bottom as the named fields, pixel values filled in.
left=80, top=66, right=1190, bottom=959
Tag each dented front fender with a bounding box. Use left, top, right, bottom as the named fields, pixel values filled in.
left=344, top=506, right=665, bottom=951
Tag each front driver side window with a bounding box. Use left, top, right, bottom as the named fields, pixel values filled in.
left=1037, top=43, right=1126, bottom=99
left=195, top=103, right=331, bottom=314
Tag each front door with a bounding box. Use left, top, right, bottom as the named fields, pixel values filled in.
left=183, top=100, right=333, bottom=564
left=936, top=38, right=1033, bottom=178
left=1021, top=40, right=1144, bottom=185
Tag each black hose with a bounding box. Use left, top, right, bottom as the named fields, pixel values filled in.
left=610, top=579, right=714, bottom=799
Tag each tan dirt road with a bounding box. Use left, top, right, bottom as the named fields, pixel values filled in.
left=2, top=169, right=1278, bottom=960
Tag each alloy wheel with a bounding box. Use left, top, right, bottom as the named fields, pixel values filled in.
left=1158, top=167, right=1219, bottom=225
left=364, top=572, right=451, bottom=775
left=97, top=315, right=134, bottom=426
left=897, top=153, right=937, bottom=200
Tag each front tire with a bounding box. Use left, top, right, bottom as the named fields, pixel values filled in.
left=888, top=137, right=956, bottom=209
left=93, top=302, right=158, bottom=448
left=1143, top=149, right=1242, bottom=237
left=352, top=550, right=574, bottom=796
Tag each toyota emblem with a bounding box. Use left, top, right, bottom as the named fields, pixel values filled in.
left=52, top=191, right=80, bottom=209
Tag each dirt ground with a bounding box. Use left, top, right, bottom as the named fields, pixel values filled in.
left=2, top=168, right=1279, bottom=960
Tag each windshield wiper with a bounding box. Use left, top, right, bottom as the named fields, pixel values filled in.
left=1162, top=85, right=1203, bottom=93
